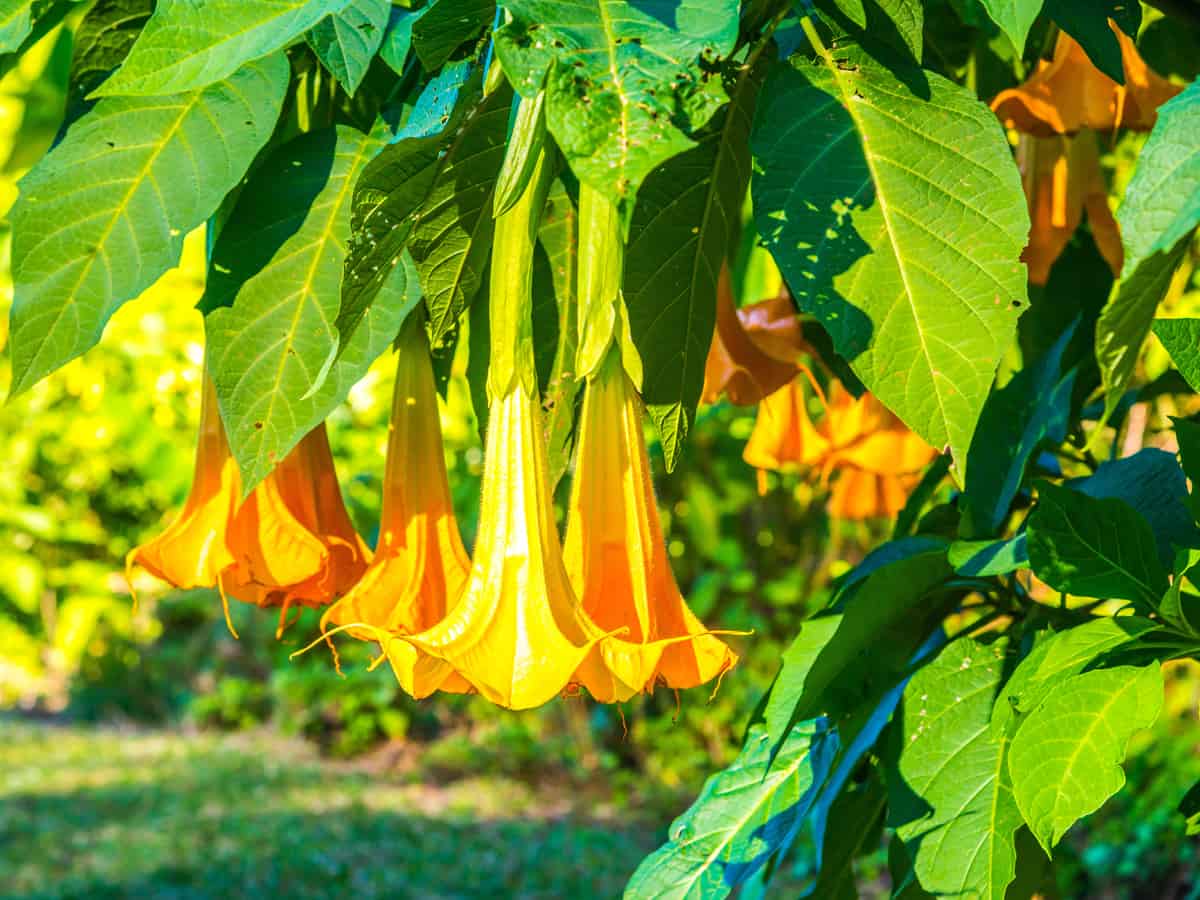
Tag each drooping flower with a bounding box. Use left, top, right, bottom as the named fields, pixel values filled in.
left=563, top=354, right=737, bottom=701
left=321, top=319, right=472, bottom=698
left=744, top=379, right=936, bottom=520
left=702, top=265, right=806, bottom=407
left=1017, top=131, right=1123, bottom=284
left=128, top=375, right=369, bottom=634
left=991, top=22, right=1181, bottom=137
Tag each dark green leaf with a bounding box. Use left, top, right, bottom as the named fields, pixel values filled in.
left=976, top=0, right=1043, bottom=53
left=61, top=0, right=153, bottom=130
left=624, top=721, right=838, bottom=900
left=891, top=637, right=1022, bottom=900
left=893, top=453, right=952, bottom=539
left=625, top=52, right=767, bottom=472
left=97, top=0, right=357, bottom=96
left=815, top=0, right=924, bottom=60
left=1154, top=318, right=1200, bottom=391
left=1008, top=662, right=1162, bottom=851
left=1160, top=548, right=1200, bottom=637
left=410, top=0, right=492, bottom=70
left=495, top=0, right=738, bottom=200
left=1179, top=780, right=1200, bottom=836
left=808, top=768, right=885, bottom=898
left=203, top=126, right=420, bottom=490
left=962, top=323, right=1076, bottom=537
left=7, top=55, right=289, bottom=396
left=378, top=5, right=423, bottom=74
left=752, top=50, right=1029, bottom=476
left=1043, top=0, right=1141, bottom=83
left=306, top=0, right=390, bottom=94
left=1027, top=480, right=1168, bottom=606
left=1174, top=416, right=1200, bottom=515
left=1139, top=17, right=1200, bottom=83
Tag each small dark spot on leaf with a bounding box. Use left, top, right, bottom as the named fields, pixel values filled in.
left=254, top=421, right=264, bottom=430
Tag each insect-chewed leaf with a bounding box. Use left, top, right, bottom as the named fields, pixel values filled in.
left=890, top=637, right=1022, bottom=900
left=410, top=0, right=493, bottom=70
left=625, top=52, right=767, bottom=472
left=1008, top=663, right=1163, bottom=851
left=495, top=0, right=738, bottom=201
left=202, top=126, right=420, bottom=492
left=7, top=53, right=288, bottom=397
left=95, top=0, right=356, bottom=96
left=752, top=48, right=1029, bottom=477
left=306, top=0, right=390, bottom=95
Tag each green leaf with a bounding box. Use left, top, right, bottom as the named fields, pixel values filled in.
left=808, top=768, right=885, bottom=898
left=752, top=51, right=1029, bottom=476
left=992, top=616, right=1158, bottom=737
left=306, top=0, right=390, bottom=94
left=624, top=721, right=838, bottom=900
left=1160, top=548, right=1200, bottom=637
left=495, top=0, right=738, bottom=200
left=976, top=0, right=1043, bottom=53
left=1154, top=318, right=1200, bottom=392
left=1008, top=663, right=1163, bottom=851
left=1043, top=0, right=1141, bottom=84
left=815, top=0, right=924, bottom=60
left=1118, top=81, right=1200, bottom=274
left=96, top=0, right=354, bottom=96
left=202, top=126, right=419, bottom=490
left=891, top=637, right=1023, bottom=900
left=625, top=53, right=767, bottom=472
left=962, top=323, right=1076, bottom=538
left=1174, top=416, right=1200, bottom=515
left=7, top=54, right=288, bottom=397
left=1026, top=480, right=1168, bottom=606
left=1096, top=237, right=1191, bottom=424
left=410, top=0, right=492, bottom=70
left=339, top=67, right=506, bottom=347
left=948, top=534, right=1028, bottom=577
left=378, top=5, right=422, bottom=74
left=1179, top=781, right=1200, bottom=836
left=761, top=615, right=844, bottom=746
left=62, top=0, right=153, bottom=129
left=0, top=1, right=34, bottom=53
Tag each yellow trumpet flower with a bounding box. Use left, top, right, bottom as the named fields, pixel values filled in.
left=564, top=355, right=737, bottom=701
left=321, top=320, right=472, bottom=697
left=128, top=375, right=369, bottom=634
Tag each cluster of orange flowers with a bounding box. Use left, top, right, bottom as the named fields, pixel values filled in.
left=703, top=267, right=937, bottom=519
left=991, top=20, right=1180, bottom=283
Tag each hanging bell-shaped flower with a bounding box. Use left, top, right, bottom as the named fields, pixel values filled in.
left=742, top=376, right=831, bottom=474
left=319, top=319, right=473, bottom=697
left=564, top=353, right=737, bottom=701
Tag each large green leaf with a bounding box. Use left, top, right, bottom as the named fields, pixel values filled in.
left=1008, top=663, right=1163, bottom=850
left=976, top=0, right=1042, bottom=53
left=625, top=53, right=767, bottom=472
left=202, top=126, right=419, bottom=490
left=1096, top=237, right=1191, bottom=423
left=495, top=0, right=738, bottom=201
left=752, top=50, right=1029, bottom=476
left=1118, top=81, right=1200, bottom=276
left=410, top=0, right=492, bottom=70
left=1044, top=0, right=1141, bottom=84
left=624, top=721, right=838, bottom=900
left=1154, top=318, right=1200, bottom=392
left=339, top=67, right=507, bottom=346
left=96, top=0, right=354, bottom=96
left=817, top=0, right=924, bottom=60
left=992, top=616, right=1158, bottom=736
left=891, top=637, right=1023, bottom=900
left=61, top=0, right=153, bottom=129
left=306, top=0, right=389, bottom=94
left=1026, top=480, right=1168, bottom=606
left=0, top=1, right=34, bottom=53
left=7, top=55, right=288, bottom=397
left=807, top=767, right=885, bottom=898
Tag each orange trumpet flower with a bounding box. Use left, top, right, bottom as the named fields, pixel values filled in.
left=991, top=22, right=1181, bottom=137
left=128, top=375, right=369, bottom=634
left=320, top=320, right=472, bottom=698
left=702, top=265, right=805, bottom=407
left=563, top=355, right=737, bottom=702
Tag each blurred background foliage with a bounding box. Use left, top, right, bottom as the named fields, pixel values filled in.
left=3, top=10, right=1200, bottom=899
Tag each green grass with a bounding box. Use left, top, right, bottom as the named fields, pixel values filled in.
left=0, top=722, right=657, bottom=899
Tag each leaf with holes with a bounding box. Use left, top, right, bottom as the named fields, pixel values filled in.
left=6, top=54, right=288, bottom=397
left=625, top=53, right=767, bottom=471
left=306, top=0, right=390, bottom=94
left=202, top=126, right=420, bottom=491
left=495, top=0, right=738, bottom=201
left=890, top=637, right=1022, bottom=900
left=1009, top=663, right=1163, bottom=851
left=752, top=50, right=1029, bottom=476
left=96, top=0, right=356, bottom=96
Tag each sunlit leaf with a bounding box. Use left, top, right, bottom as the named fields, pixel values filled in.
left=976, top=0, right=1042, bottom=53
left=306, top=0, right=390, bottom=94
left=0, top=1, right=34, bottom=53
left=62, top=0, right=153, bottom=129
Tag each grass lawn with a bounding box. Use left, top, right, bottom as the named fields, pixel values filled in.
left=0, top=721, right=659, bottom=899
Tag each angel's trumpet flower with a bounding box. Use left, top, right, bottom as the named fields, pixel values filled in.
left=742, top=376, right=831, bottom=474
left=321, top=320, right=471, bottom=697
left=702, top=266, right=806, bottom=407
left=1017, top=131, right=1123, bottom=284
left=991, top=22, right=1181, bottom=137
left=564, top=355, right=737, bottom=701
left=128, top=375, right=369, bottom=634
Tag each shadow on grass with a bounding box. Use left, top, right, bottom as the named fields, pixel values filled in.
left=0, top=725, right=656, bottom=900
